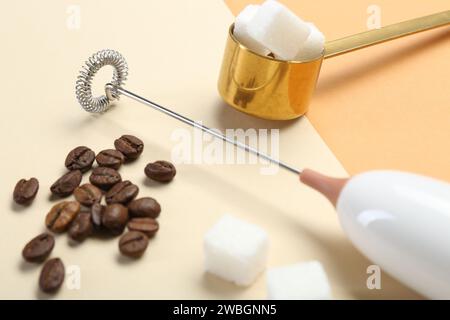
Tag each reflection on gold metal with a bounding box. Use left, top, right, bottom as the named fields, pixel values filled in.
left=218, top=26, right=323, bottom=120
left=218, top=11, right=450, bottom=120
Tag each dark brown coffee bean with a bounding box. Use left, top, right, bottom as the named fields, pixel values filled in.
left=39, top=258, right=65, bottom=293
left=89, top=167, right=121, bottom=190
left=127, top=218, right=159, bottom=237
left=45, top=201, right=80, bottom=233
left=95, top=149, right=125, bottom=170
left=68, top=212, right=93, bottom=242
left=119, top=231, right=149, bottom=258
left=144, top=160, right=176, bottom=182
left=128, top=197, right=161, bottom=218
left=105, top=181, right=139, bottom=205
left=90, top=203, right=105, bottom=229
left=114, top=135, right=144, bottom=160
left=102, top=204, right=129, bottom=235
left=73, top=183, right=103, bottom=206
left=65, top=146, right=95, bottom=172
left=22, top=233, right=55, bottom=263
left=13, top=178, right=39, bottom=205
left=50, top=170, right=82, bottom=197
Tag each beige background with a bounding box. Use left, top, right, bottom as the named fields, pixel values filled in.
left=0, top=0, right=419, bottom=299
left=227, top=0, right=450, bottom=182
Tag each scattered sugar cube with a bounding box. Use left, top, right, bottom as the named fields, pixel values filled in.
left=246, top=0, right=310, bottom=60
left=295, top=23, right=325, bottom=61
left=267, top=261, right=332, bottom=300
left=234, top=5, right=271, bottom=56
left=204, top=215, right=269, bottom=286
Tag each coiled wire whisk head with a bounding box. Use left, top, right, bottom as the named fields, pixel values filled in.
left=76, top=49, right=128, bottom=113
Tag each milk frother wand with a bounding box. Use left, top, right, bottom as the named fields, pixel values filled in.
left=76, top=49, right=301, bottom=175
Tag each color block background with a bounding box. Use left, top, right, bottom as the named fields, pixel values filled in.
left=225, top=0, right=450, bottom=181
left=2, top=0, right=447, bottom=299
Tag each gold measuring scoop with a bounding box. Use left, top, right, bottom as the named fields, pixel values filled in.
left=218, top=10, right=450, bottom=120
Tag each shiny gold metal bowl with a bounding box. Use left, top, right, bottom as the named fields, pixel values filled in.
left=218, top=24, right=323, bottom=120
left=218, top=11, right=450, bottom=120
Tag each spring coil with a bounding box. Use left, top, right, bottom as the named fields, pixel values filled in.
left=75, top=49, right=128, bottom=113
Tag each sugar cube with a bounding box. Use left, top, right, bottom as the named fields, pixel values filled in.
left=234, top=5, right=271, bottom=56
left=204, top=215, right=269, bottom=286
left=246, top=0, right=310, bottom=60
left=295, top=22, right=325, bottom=61
left=267, top=261, right=332, bottom=299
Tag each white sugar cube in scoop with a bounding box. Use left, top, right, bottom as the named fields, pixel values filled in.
left=267, top=261, right=332, bottom=300
left=234, top=5, right=270, bottom=56
left=204, top=215, right=269, bottom=286
left=247, top=0, right=310, bottom=60
left=295, top=23, right=325, bottom=61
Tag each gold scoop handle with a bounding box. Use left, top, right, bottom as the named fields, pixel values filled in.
left=324, top=10, right=450, bottom=59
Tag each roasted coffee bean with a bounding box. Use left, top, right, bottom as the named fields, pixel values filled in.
left=102, top=204, right=129, bottom=235
left=95, top=149, right=125, bottom=170
left=144, top=160, right=176, bottom=182
left=22, top=233, right=55, bottom=263
left=105, top=181, right=139, bottom=205
left=39, top=258, right=65, bottom=293
left=89, top=167, right=121, bottom=190
left=13, top=178, right=39, bottom=205
left=73, top=183, right=103, bottom=206
left=50, top=170, right=82, bottom=197
left=65, top=146, right=95, bottom=172
left=114, top=135, right=144, bottom=160
left=68, top=212, right=93, bottom=242
left=128, top=197, right=161, bottom=218
left=91, top=203, right=105, bottom=229
left=45, top=201, right=80, bottom=233
left=119, top=231, right=149, bottom=258
left=127, top=218, right=159, bottom=237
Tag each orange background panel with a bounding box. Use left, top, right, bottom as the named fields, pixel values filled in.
left=225, top=0, right=450, bottom=181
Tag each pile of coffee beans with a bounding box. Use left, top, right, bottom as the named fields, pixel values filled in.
left=14, top=134, right=177, bottom=294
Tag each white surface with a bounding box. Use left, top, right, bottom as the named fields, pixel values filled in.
left=337, top=171, right=450, bottom=299
left=204, top=215, right=269, bottom=286
left=247, top=0, right=310, bottom=60
left=234, top=4, right=270, bottom=56
left=267, top=260, right=331, bottom=300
